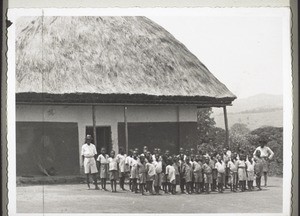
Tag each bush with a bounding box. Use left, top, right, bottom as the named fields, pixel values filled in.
left=195, top=111, right=283, bottom=176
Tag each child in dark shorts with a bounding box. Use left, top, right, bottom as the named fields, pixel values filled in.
left=138, top=155, right=147, bottom=195
left=183, top=157, right=193, bottom=194
left=210, top=155, right=217, bottom=192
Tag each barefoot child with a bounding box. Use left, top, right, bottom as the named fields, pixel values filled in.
left=162, top=150, right=170, bottom=193
left=246, top=156, right=255, bottom=191
left=193, top=155, right=203, bottom=194
left=108, top=150, right=118, bottom=192
left=179, top=154, right=186, bottom=193
left=125, top=149, right=133, bottom=190
left=153, top=154, right=163, bottom=195
left=146, top=156, right=155, bottom=194
left=183, top=157, right=193, bottom=194
left=254, top=150, right=263, bottom=190
left=116, top=147, right=126, bottom=190
left=227, top=155, right=238, bottom=192
left=173, top=156, right=180, bottom=194
left=202, top=157, right=213, bottom=194
left=97, top=147, right=109, bottom=191
left=130, top=151, right=139, bottom=193
left=166, top=157, right=176, bottom=194
left=237, top=154, right=247, bottom=192
left=137, top=154, right=147, bottom=195
left=210, top=154, right=217, bottom=192
left=215, top=155, right=226, bottom=193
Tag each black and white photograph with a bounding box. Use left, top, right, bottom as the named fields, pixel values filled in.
left=7, top=8, right=292, bottom=215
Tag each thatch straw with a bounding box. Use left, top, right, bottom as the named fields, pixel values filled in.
left=16, top=16, right=236, bottom=100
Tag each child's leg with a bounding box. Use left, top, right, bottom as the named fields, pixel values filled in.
left=140, top=183, right=144, bottom=195
left=212, top=179, right=216, bottom=191
left=92, top=173, right=99, bottom=189
left=119, top=174, right=124, bottom=190
left=185, top=182, right=189, bottom=194
left=239, top=181, right=243, bottom=191
left=205, top=183, right=209, bottom=194
left=149, top=181, right=153, bottom=194
left=129, top=179, right=132, bottom=191
left=180, top=177, right=185, bottom=193
left=258, top=176, right=262, bottom=189
left=86, top=174, right=90, bottom=189
left=133, top=179, right=138, bottom=193
left=110, top=180, right=114, bottom=192
left=114, top=180, right=117, bottom=192
left=104, top=178, right=107, bottom=190
left=164, top=182, right=167, bottom=193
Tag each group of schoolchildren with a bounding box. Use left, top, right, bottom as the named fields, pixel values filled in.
left=93, top=145, right=265, bottom=195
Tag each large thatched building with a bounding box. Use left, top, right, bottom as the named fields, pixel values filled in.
left=16, top=16, right=236, bottom=176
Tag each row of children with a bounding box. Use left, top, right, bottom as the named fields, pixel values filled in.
left=93, top=145, right=265, bottom=195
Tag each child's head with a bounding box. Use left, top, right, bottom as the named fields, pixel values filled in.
left=195, top=154, right=200, bottom=162
left=190, top=148, right=195, bottom=154
left=134, top=148, right=139, bottom=154
left=217, top=155, right=222, bottom=162
left=165, top=150, right=170, bottom=156
left=133, top=150, right=138, bottom=158
left=255, top=150, right=261, bottom=158
left=167, top=157, right=173, bottom=165
left=240, top=154, right=246, bottom=161
left=101, top=147, right=106, bottom=154
left=110, top=150, right=115, bottom=158
left=140, top=154, right=145, bottom=163
left=153, top=148, right=158, bottom=155
left=173, top=156, right=179, bottom=163
left=179, top=147, right=184, bottom=154
left=199, top=155, right=204, bottom=162
left=119, top=147, right=125, bottom=154
left=148, top=156, right=153, bottom=163
left=143, top=146, right=148, bottom=153
left=249, top=156, right=254, bottom=163
left=185, top=149, right=190, bottom=156
left=157, top=148, right=162, bottom=154
left=185, top=157, right=190, bottom=164
left=205, top=157, right=210, bottom=164
left=129, top=149, right=133, bottom=156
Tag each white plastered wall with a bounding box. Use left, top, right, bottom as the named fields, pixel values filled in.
left=16, top=104, right=197, bottom=167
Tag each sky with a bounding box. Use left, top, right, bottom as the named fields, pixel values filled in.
left=147, top=14, right=284, bottom=99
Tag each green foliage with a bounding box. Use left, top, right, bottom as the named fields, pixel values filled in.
left=195, top=111, right=283, bottom=176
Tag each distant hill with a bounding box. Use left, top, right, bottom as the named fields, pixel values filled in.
left=212, top=94, right=283, bottom=130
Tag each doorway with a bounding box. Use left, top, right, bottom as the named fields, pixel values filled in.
left=86, top=126, right=112, bottom=155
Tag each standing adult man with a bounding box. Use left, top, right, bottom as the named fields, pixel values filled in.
left=81, top=134, right=99, bottom=190
left=253, top=137, right=274, bottom=187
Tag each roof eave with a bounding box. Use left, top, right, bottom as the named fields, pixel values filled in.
left=16, top=92, right=236, bottom=107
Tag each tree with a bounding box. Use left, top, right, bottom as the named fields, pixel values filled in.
left=197, top=108, right=216, bottom=144
left=230, top=123, right=251, bottom=135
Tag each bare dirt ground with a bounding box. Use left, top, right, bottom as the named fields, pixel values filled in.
left=17, top=177, right=282, bottom=213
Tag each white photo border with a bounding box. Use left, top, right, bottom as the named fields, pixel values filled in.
left=7, top=7, right=292, bottom=216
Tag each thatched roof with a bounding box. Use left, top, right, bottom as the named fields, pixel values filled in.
left=16, top=16, right=236, bottom=106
